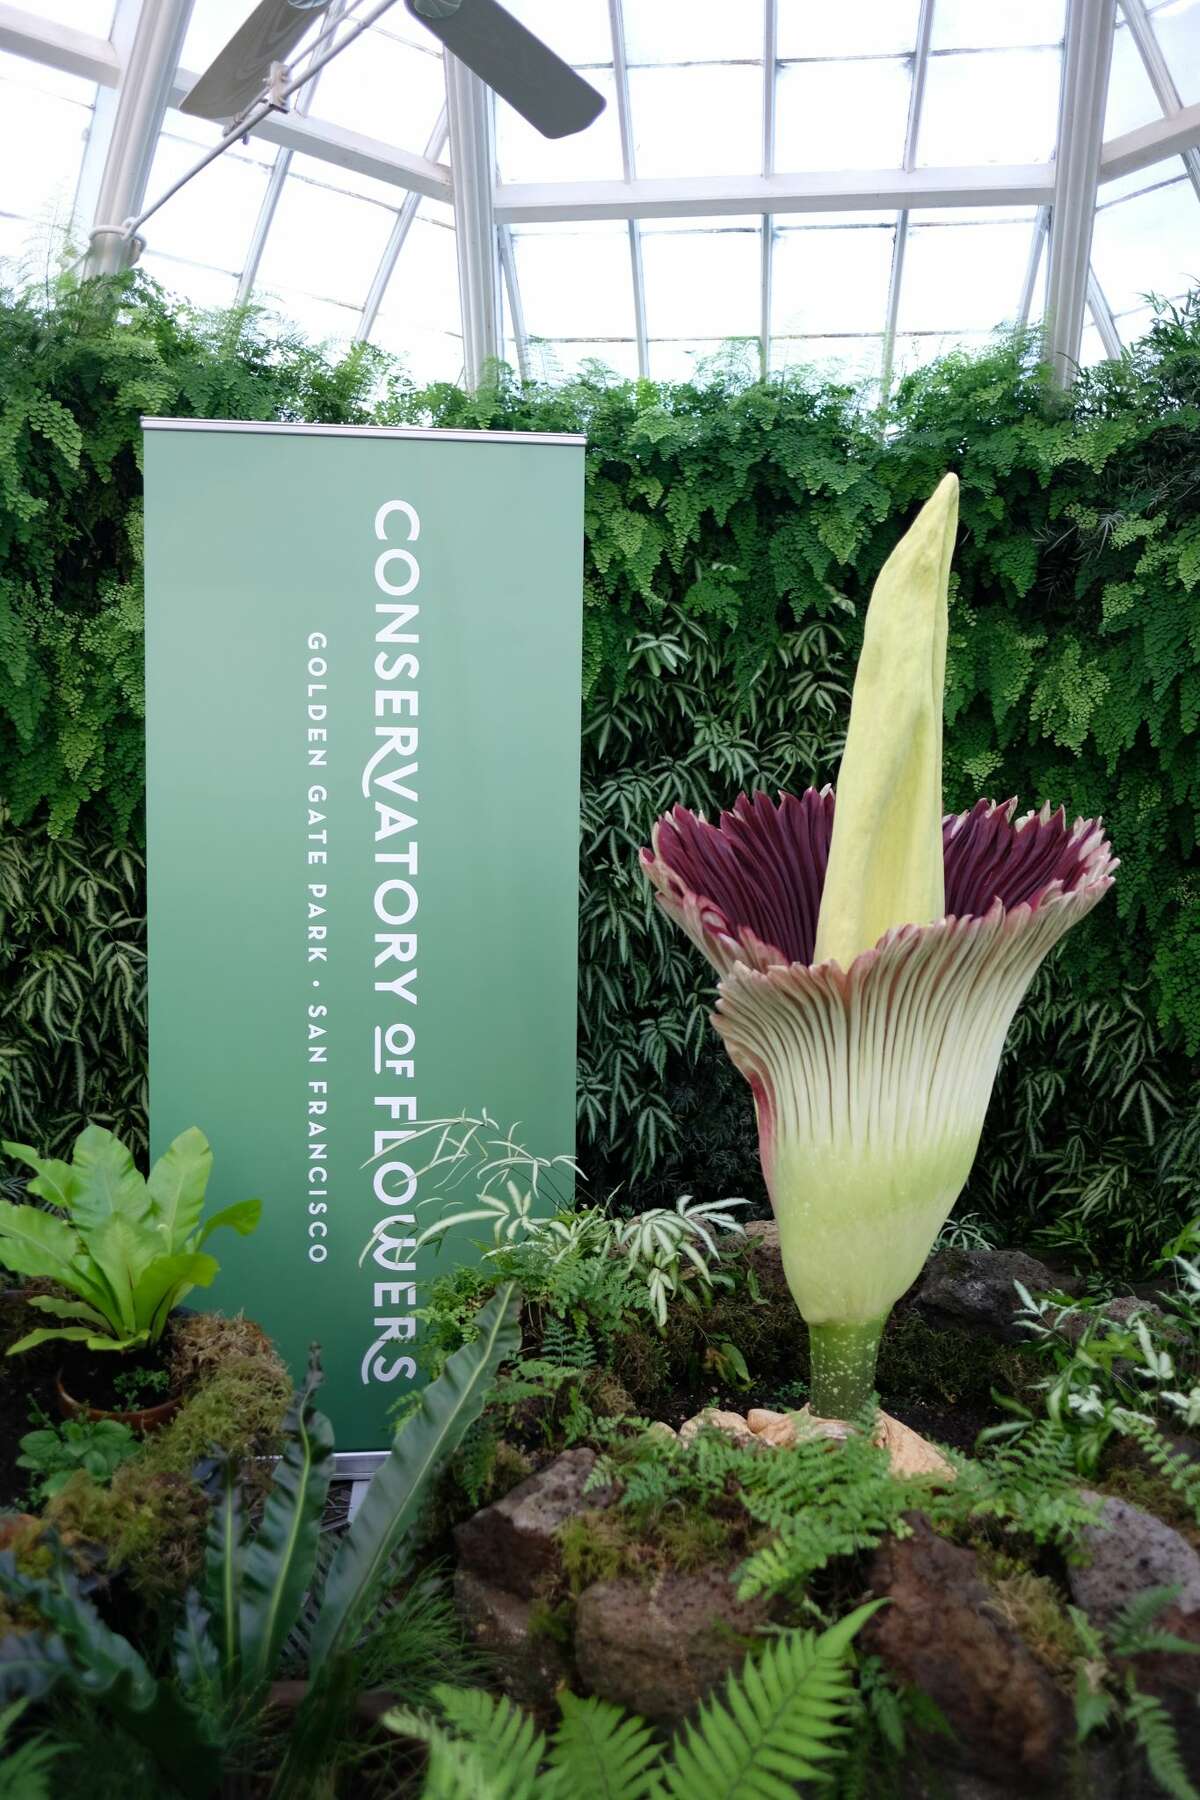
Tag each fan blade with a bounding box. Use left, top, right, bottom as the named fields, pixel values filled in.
left=181, top=0, right=336, bottom=122
left=407, top=0, right=605, bottom=139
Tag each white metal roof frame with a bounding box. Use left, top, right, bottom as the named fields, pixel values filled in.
left=2, top=0, right=1198, bottom=385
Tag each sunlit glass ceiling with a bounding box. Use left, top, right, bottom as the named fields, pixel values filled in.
left=1, top=0, right=1198, bottom=389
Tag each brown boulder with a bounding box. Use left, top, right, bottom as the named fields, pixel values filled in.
left=454, top=1567, right=573, bottom=1711
left=574, top=1568, right=770, bottom=1725
left=865, top=1514, right=1071, bottom=1788
left=453, top=1448, right=613, bottom=1600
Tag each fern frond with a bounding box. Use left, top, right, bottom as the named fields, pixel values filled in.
left=1127, top=1688, right=1200, bottom=1800
left=661, top=1602, right=882, bottom=1799
left=546, top=1691, right=661, bottom=1800
left=385, top=1688, right=545, bottom=1800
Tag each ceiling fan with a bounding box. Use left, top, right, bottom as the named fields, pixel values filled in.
left=181, top=0, right=606, bottom=140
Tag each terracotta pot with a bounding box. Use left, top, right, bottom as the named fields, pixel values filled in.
left=55, top=1374, right=181, bottom=1434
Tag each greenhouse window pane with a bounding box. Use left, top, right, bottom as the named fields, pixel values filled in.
left=630, top=65, right=761, bottom=179
left=526, top=340, right=641, bottom=381
left=256, top=289, right=361, bottom=350
left=648, top=339, right=760, bottom=382
left=500, top=0, right=613, bottom=67
left=165, top=104, right=276, bottom=165
left=143, top=132, right=270, bottom=274
left=930, top=0, right=1065, bottom=49
left=0, top=56, right=91, bottom=231
left=311, top=27, right=444, bottom=153
left=1078, top=321, right=1106, bottom=367
left=511, top=222, right=634, bottom=339
left=137, top=254, right=239, bottom=312
left=625, top=0, right=764, bottom=65
left=254, top=178, right=394, bottom=309
left=641, top=221, right=760, bottom=339
left=770, top=335, right=884, bottom=384
left=777, top=0, right=921, bottom=59
left=893, top=330, right=990, bottom=374
left=23, top=0, right=115, bottom=30
left=775, top=60, right=911, bottom=171
left=1152, top=0, right=1200, bottom=106
left=919, top=49, right=1061, bottom=165
left=1091, top=179, right=1200, bottom=314
left=897, top=219, right=1032, bottom=332
left=772, top=223, right=895, bottom=335
left=497, top=71, right=622, bottom=181
left=1112, top=301, right=1166, bottom=348
left=1105, top=21, right=1164, bottom=139
left=372, top=212, right=461, bottom=338
left=373, top=324, right=463, bottom=385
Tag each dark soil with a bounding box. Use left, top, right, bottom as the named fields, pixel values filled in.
left=0, top=1290, right=180, bottom=1509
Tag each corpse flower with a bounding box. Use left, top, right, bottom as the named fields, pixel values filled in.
left=641, top=474, right=1116, bottom=1423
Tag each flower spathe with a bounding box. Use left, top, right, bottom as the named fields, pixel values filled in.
left=643, top=790, right=1116, bottom=1379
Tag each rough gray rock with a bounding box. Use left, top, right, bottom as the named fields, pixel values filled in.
left=454, top=1567, right=573, bottom=1710
left=573, top=1569, right=770, bottom=1725
left=865, top=1513, right=1071, bottom=1789
left=913, top=1247, right=1077, bottom=1342
left=453, top=1448, right=614, bottom=1601
left=1068, top=1493, right=1200, bottom=1629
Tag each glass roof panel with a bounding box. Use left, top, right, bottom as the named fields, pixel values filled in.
left=919, top=49, right=1062, bottom=164
left=31, top=0, right=115, bottom=29
left=625, top=0, right=764, bottom=64
left=1091, top=176, right=1200, bottom=316
left=897, top=217, right=1032, bottom=332
left=777, top=0, right=921, bottom=59
left=930, top=1, right=1066, bottom=50
left=137, top=253, right=239, bottom=310
left=0, top=49, right=94, bottom=261
left=511, top=221, right=634, bottom=340
left=648, top=339, right=759, bottom=382
left=631, top=65, right=762, bottom=179
left=309, top=25, right=444, bottom=151
left=1104, top=20, right=1164, bottom=138
left=254, top=176, right=395, bottom=309
left=526, top=339, right=642, bottom=381
left=371, top=212, right=463, bottom=383
left=141, top=126, right=271, bottom=273
left=500, top=0, right=613, bottom=68
left=1151, top=0, right=1200, bottom=104
left=496, top=70, right=622, bottom=181
left=772, top=221, right=895, bottom=336
left=775, top=59, right=911, bottom=170
left=641, top=218, right=761, bottom=339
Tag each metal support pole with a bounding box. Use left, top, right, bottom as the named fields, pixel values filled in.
left=1119, top=0, right=1200, bottom=201
left=357, top=107, right=449, bottom=340
left=1044, top=0, right=1116, bottom=384
left=760, top=0, right=777, bottom=379
left=498, top=224, right=531, bottom=378
left=608, top=0, right=647, bottom=376
left=881, top=0, right=935, bottom=404
left=84, top=0, right=194, bottom=275
left=444, top=52, right=501, bottom=389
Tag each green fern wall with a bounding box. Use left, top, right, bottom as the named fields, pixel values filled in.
left=1, top=276, right=1196, bottom=1270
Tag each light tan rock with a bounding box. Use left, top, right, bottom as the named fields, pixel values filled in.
left=678, top=1408, right=759, bottom=1452
left=645, top=1420, right=678, bottom=1444
left=746, top=1408, right=798, bottom=1447
left=788, top=1405, right=955, bottom=1480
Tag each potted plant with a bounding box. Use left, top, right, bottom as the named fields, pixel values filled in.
left=0, top=1125, right=261, bottom=1428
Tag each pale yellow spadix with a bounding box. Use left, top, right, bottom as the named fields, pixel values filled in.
left=813, top=472, right=959, bottom=969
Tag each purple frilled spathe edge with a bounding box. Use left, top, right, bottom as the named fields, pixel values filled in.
left=640, top=788, right=1117, bottom=983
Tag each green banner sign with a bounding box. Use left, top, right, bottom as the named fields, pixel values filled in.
left=144, top=421, right=584, bottom=1451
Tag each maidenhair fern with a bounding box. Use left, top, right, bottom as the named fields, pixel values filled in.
left=385, top=1602, right=880, bottom=1799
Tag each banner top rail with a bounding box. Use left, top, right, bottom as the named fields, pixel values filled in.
left=141, top=417, right=587, bottom=447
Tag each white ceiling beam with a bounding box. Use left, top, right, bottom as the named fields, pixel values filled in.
left=1098, top=99, right=1200, bottom=182
left=495, top=164, right=1058, bottom=223
left=357, top=106, right=449, bottom=341
left=498, top=223, right=530, bottom=379
left=166, top=70, right=452, bottom=203
left=1118, top=0, right=1200, bottom=199
left=1087, top=268, right=1123, bottom=357
left=0, top=4, right=117, bottom=82
left=1045, top=0, right=1116, bottom=385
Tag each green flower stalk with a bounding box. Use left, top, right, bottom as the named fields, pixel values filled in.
left=641, top=475, right=1116, bottom=1421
